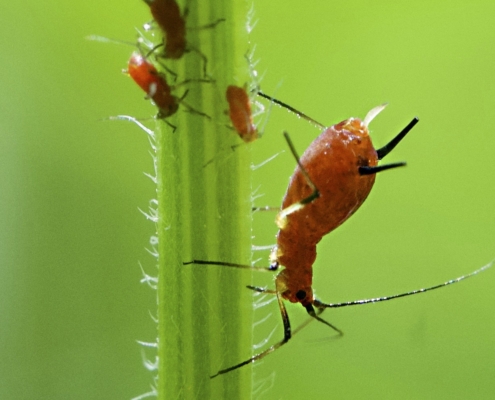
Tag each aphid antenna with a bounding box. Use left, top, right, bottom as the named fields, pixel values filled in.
left=312, top=259, right=494, bottom=309
left=86, top=34, right=153, bottom=54
left=257, top=91, right=326, bottom=129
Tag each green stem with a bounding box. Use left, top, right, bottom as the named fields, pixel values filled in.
left=153, top=1, right=253, bottom=398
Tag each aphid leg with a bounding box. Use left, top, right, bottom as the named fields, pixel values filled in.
left=181, top=100, right=212, bottom=120
left=312, top=259, right=493, bottom=310
left=168, top=89, right=211, bottom=120
left=246, top=285, right=277, bottom=294
left=174, top=77, right=215, bottom=86
left=183, top=260, right=278, bottom=272
left=210, top=291, right=291, bottom=378
left=376, top=117, right=419, bottom=160
left=304, top=303, right=343, bottom=336
left=146, top=44, right=179, bottom=80
left=188, top=18, right=226, bottom=30
left=252, top=206, right=279, bottom=212
left=276, top=131, right=320, bottom=228
left=257, top=91, right=325, bottom=129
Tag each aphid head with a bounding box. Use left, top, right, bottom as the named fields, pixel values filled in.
left=275, top=270, right=313, bottom=306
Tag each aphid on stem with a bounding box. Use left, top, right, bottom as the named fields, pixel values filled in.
left=143, top=0, right=225, bottom=76
left=185, top=102, right=493, bottom=378
left=226, top=85, right=258, bottom=143
left=127, top=52, right=211, bottom=120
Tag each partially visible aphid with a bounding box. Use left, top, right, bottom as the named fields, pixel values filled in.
left=143, top=0, right=224, bottom=76
left=226, top=85, right=258, bottom=143
left=143, top=0, right=187, bottom=59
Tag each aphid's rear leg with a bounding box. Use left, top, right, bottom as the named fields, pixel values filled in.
left=276, top=131, right=320, bottom=229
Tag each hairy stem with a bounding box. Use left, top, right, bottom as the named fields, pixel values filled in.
left=154, top=1, right=254, bottom=398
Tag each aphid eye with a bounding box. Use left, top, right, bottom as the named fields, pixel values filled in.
left=296, top=290, right=306, bottom=300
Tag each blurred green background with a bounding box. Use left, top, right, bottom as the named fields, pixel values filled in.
left=1, top=1, right=494, bottom=399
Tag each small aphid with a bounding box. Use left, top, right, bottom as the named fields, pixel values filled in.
left=143, top=0, right=187, bottom=59
left=127, top=52, right=179, bottom=117
left=226, top=85, right=257, bottom=143
left=185, top=103, right=493, bottom=377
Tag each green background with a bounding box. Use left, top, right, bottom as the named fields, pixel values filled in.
left=1, top=1, right=494, bottom=399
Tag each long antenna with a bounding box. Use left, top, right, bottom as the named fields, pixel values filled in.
left=313, top=259, right=493, bottom=309
left=257, top=91, right=326, bottom=129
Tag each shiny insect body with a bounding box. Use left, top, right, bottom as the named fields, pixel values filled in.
left=185, top=99, right=492, bottom=378
left=226, top=85, right=258, bottom=143
left=144, top=0, right=187, bottom=59
left=128, top=52, right=179, bottom=117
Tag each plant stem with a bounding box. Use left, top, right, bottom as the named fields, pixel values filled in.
left=154, top=1, right=254, bottom=398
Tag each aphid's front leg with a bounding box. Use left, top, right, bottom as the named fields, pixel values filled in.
left=210, top=291, right=292, bottom=378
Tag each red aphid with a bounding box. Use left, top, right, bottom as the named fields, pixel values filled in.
left=226, top=85, right=258, bottom=143
left=144, top=0, right=187, bottom=59
left=127, top=52, right=179, bottom=117
left=273, top=106, right=391, bottom=306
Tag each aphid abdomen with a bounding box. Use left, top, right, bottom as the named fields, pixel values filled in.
left=282, top=118, right=378, bottom=242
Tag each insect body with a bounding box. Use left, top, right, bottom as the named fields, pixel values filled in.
left=143, top=0, right=187, bottom=59
left=226, top=85, right=257, bottom=143
left=273, top=106, right=407, bottom=307
left=127, top=52, right=179, bottom=117
left=185, top=102, right=492, bottom=377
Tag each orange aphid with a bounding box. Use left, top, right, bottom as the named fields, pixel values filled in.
left=226, top=85, right=257, bottom=143
left=143, top=0, right=187, bottom=59
left=273, top=106, right=397, bottom=306
left=185, top=101, right=492, bottom=377
left=127, top=52, right=178, bottom=117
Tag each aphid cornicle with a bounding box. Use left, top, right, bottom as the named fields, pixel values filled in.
left=185, top=101, right=492, bottom=378
left=226, top=85, right=258, bottom=143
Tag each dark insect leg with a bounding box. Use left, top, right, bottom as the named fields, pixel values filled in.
left=276, top=131, right=320, bottom=227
